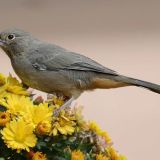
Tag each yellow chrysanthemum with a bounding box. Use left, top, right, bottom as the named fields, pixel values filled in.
left=89, top=121, right=111, bottom=143
left=96, top=154, right=109, bottom=160
left=32, top=152, right=47, bottom=160
left=71, top=150, right=85, bottom=160
left=107, top=147, right=119, bottom=160
left=0, top=94, right=33, bottom=117
left=100, top=131, right=111, bottom=143
left=51, top=114, right=75, bottom=136
left=35, top=121, right=51, bottom=135
left=89, top=121, right=102, bottom=134
left=0, top=74, right=28, bottom=97
left=107, top=147, right=127, bottom=160
left=118, top=155, right=127, bottom=160
left=1, top=119, right=37, bottom=152
left=0, top=111, right=10, bottom=126
left=52, top=96, right=64, bottom=106
left=29, top=103, right=53, bottom=127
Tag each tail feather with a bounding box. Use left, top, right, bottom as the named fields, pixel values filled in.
left=115, top=75, right=160, bottom=94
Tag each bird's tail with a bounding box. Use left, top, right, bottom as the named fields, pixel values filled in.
left=114, top=75, right=160, bottom=94
left=91, top=74, right=160, bottom=94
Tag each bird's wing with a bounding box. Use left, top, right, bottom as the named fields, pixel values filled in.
left=30, top=45, right=117, bottom=75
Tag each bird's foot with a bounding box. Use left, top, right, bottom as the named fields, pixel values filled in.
left=53, top=97, right=74, bottom=117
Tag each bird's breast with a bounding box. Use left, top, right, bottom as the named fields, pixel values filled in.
left=11, top=57, right=39, bottom=87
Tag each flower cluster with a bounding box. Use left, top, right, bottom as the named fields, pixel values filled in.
left=0, top=73, right=127, bottom=160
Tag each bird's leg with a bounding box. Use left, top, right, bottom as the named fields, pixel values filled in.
left=54, top=97, right=75, bottom=117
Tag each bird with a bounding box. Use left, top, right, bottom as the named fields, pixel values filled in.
left=0, top=28, right=159, bottom=115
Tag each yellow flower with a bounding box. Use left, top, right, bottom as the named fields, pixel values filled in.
left=35, top=121, right=51, bottom=135
left=108, top=147, right=119, bottom=160
left=118, top=155, right=127, bottom=160
left=52, top=95, right=64, bottom=106
left=107, top=147, right=127, bottom=160
left=96, top=154, right=109, bottom=160
left=51, top=114, right=75, bottom=136
left=100, top=131, right=111, bottom=143
left=0, top=94, right=33, bottom=117
left=1, top=119, right=37, bottom=152
left=29, top=103, right=53, bottom=127
left=89, top=121, right=102, bottom=133
left=71, top=150, right=85, bottom=160
left=89, top=121, right=111, bottom=143
left=0, top=111, right=10, bottom=126
left=0, top=74, right=28, bottom=97
left=32, top=152, right=47, bottom=160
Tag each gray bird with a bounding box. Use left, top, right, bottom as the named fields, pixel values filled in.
left=0, top=28, right=159, bottom=114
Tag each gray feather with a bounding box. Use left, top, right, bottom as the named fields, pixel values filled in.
left=30, top=44, right=118, bottom=75
left=114, top=75, right=160, bottom=94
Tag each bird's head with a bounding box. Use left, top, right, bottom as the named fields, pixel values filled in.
left=0, top=28, right=37, bottom=58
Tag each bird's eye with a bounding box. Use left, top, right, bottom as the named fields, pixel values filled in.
left=7, top=34, right=15, bottom=40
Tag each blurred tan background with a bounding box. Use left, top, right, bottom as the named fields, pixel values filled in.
left=0, top=0, right=160, bottom=159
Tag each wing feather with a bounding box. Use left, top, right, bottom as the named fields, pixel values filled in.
left=30, top=45, right=117, bottom=75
